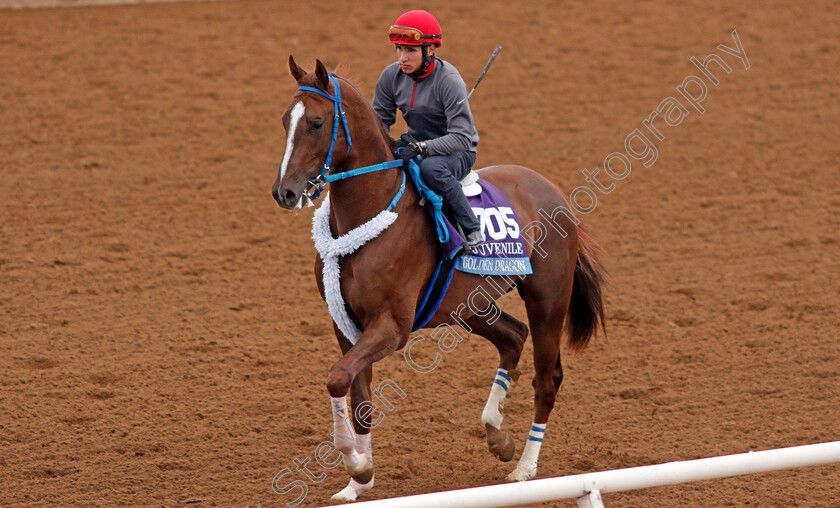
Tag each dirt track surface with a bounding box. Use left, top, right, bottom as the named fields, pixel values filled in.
left=2, top=1, right=839, bottom=506
left=0, top=0, right=223, bottom=9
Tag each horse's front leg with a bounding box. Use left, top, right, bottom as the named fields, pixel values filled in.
left=331, top=360, right=376, bottom=502
left=326, top=316, right=403, bottom=500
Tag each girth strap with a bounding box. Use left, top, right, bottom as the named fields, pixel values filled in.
left=411, top=256, right=457, bottom=331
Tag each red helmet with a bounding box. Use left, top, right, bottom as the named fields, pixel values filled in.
left=388, top=10, right=442, bottom=47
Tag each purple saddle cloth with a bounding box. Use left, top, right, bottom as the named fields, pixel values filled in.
left=437, top=179, right=533, bottom=276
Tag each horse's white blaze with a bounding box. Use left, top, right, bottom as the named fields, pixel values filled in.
left=279, top=101, right=305, bottom=185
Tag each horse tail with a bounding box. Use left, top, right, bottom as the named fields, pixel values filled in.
left=566, top=223, right=608, bottom=352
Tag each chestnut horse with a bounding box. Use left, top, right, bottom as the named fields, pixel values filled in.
left=271, top=57, right=606, bottom=502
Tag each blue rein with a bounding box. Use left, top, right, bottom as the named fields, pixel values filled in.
left=297, top=73, right=404, bottom=210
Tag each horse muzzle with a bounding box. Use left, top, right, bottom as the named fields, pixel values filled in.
left=272, top=185, right=299, bottom=209
left=272, top=183, right=314, bottom=210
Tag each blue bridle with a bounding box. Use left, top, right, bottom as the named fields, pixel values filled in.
left=296, top=73, right=404, bottom=207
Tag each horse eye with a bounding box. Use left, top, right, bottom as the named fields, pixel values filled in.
left=311, top=120, right=324, bottom=130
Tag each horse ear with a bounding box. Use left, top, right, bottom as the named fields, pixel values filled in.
left=314, top=59, right=330, bottom=91
left=289, top=55, right=306, bottom=82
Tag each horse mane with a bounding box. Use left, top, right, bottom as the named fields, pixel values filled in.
left=299, top=64, right=393, bottom=148
left=333, top=63, right=360, bottom=87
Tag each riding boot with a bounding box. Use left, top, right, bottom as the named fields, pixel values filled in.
left=445, top=199, right=484, bottom=251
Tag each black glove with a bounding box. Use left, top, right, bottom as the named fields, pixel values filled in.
left=397, top=142, right=427, bottom=162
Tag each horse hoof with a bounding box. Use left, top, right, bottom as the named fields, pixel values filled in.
left=330, top=485, right=359, bottom=503
left=505, top=466, right=536, bottom=482
left=331, top=476, right=375, bottom=503
left=485, top=424, right=515, bottom=462
left=351, top=466, right=374, bottom=485
left=345, top=453, right=375, bottom=484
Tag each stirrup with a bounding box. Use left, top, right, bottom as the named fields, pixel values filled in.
left=465, top=229, right=485, bottom=249
left=456, top=224, right=483, bottom=253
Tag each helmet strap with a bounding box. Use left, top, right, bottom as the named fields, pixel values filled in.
left=409, top=44, right=434, bottom=81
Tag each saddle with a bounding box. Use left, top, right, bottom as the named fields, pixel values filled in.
left=460, top=170, right=482, bottom=197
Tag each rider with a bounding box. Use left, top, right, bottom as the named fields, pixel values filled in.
left=372, top=10, right=485, bottom=250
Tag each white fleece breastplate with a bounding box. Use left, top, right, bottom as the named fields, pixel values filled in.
left=311, top=194, right=398, bottom=344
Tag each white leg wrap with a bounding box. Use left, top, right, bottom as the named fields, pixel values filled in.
left=331, top=433, right=375, bottom=502
left=506, top=422, right=546, bottom=482
left=481, top=369, right=511, bottom=429
left=354, top=432, right=373, bottom=460
left=331, top=396, right=368, bottom=473
left=331, top=396, right=357, bottom=454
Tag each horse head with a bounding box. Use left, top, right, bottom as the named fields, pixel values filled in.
left=271, top=56, right=351, bottom=209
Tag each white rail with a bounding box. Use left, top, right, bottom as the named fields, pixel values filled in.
left=334, top=441, right=840, bottom=508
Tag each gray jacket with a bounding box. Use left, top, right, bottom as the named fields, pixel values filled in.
left=373, top=58, right=479, bottom=156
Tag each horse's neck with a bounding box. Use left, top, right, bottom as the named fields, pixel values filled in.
left=328, top=144, right=404, bottom=236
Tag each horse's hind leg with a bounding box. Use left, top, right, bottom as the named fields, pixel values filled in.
left=506, top=276, right=573, bottom=482
left=464, top=307, right=528, bottom=462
